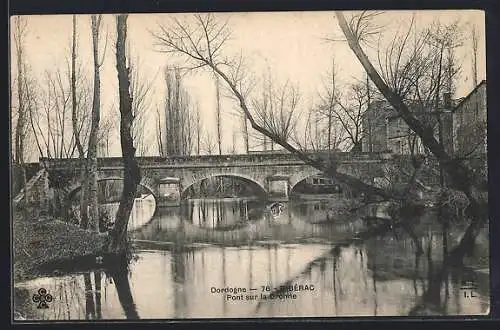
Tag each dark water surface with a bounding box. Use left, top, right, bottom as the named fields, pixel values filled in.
left=14, top=197, right=490, bottom=320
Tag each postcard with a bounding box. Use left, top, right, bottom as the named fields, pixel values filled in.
left=11, top=10, right=489, bottom=320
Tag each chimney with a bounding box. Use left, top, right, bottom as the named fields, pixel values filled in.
left=443, top=92, right=452, bottom=109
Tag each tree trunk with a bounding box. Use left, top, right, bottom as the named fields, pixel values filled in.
left=366, top=73, right=372, bottom=152
left=215, top=73, right=222, bottom=155
left=79, top=171, right=90, bottom=228
left=242, top=113, right=249, bottom=153
left=196, top=106, right=201, bottom=155
left=328, top=58, right=336, bottom=153
left=15, top=38, right=26, bottom=167
left=70, top=15, right=89, bottom=228
left=86, top=15, right=102, bottom=231
left=108, top=14, right=141, bottom=254
left=471, top=26, right=478, bottom=88
left=14, top=18, right=28, bottom=208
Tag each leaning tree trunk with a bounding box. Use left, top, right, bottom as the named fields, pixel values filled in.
left=108, top=14, right=141, bottom=254
left=336, top=12, right=488, bottom=258
left=335, top=12, right=487, bottom=216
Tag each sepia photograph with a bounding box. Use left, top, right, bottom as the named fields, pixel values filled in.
left=10, top=10, right=489, bottom=320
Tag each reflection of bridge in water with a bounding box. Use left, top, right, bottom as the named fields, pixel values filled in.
left=131, top=199, right=367, bottom=246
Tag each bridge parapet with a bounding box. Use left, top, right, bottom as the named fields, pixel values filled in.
left=41, top=151, right=394, bottom=169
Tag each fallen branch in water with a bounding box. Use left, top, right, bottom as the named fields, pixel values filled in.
left=255, top=214, right=408, bottom=312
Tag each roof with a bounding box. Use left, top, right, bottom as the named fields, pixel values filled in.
left=452, top=80, right=487, bottom=113
left=365, top=80, right=486, bottom=118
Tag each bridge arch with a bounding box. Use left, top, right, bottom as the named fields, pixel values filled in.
left=288, top=169, right=325, bottom=193
left=66, top=176, right=159, bottom=204
left=288, top=168, right=355, bottom=196
left=180, top=173, right=267, bottom=199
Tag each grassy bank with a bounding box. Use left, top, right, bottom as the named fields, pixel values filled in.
left=13, top=212, right=107, bottom=282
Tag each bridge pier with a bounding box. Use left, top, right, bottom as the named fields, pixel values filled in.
left=267, top=175, right=289, bottom=202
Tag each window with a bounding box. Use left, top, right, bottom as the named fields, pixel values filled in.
left=312, top=178, right=319, bottom=185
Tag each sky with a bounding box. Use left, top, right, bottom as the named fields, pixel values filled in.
left=10, top=10, right=486, bottom=159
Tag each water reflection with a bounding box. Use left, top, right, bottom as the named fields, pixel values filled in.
left=100, top=195, right=156, bottom=232
left=131, top=198, right=369, bottom=245
left=14, top=198, right=490, bottom=319
left=182, top=199, right=264, bottom=231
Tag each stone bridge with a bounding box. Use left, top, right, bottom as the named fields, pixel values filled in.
left=37, top=151, right=400, bottom=209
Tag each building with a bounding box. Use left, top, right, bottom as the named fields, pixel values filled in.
left=452, top=80, right=487, bottom=158
left=361, top=100, right=395, bottom=153
left=362, top=81, right=487, bottom=157
left=361, top=98, right=455, bottom=155
left=361, top=99, right=453, bottom=155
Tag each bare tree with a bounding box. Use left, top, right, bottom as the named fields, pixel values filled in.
left=214, top=73, right=223, bottom=155
left=81, top=14, right=107, bottom=231
left=251, top=73, right=301, bottom=149
left=301, top=109, right=319, bottom=151
left=194, top=103, right=202, bottom=155
left=299, top=104, right=333, bottom=152
left=230, top=130, right=237, bottom=154
left=24, top=72, right=43, bottom=158
left=17, top=21, right=93, bottom=167
left=317, top=57, right=340, bottom=152
left=71, top=15, right=86, bottom=159
left=314, top=60, right=375, bottom=153
left=202, top=130, right=216, bottom=155
left=12, top=16, right=30, bottom=203
left=32, top=65, right=92, bottom=160
left=241, top=111, right=249, bottom=153
left=97, top=108, right=117, bottom=157
left=335, top=11, right=486, bottom=256
left=471, top=24, right=479, bottom=88
left=152, top=13, right=397, bottom=199
left=155, top=105, right=165, bottom=156
left=45, top=69, right=72, bottom=158
left=69, top=15, right=92, bottom=228
left=333, top=81, right=372, bottom=152
left=127, top=50, right=157, bottom=156
left=13, top=16, right=28, bottom=166
left=107, top=13, right=141, bottom=254
left=427, top=20, right=463, bottom=187
left=162, top=66, right=193, bottom=156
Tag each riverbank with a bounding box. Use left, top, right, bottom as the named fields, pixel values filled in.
left=13, top=212, right=107, bottom=282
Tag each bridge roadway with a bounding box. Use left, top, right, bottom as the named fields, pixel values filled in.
left=39, top=151, right=399, bottom=208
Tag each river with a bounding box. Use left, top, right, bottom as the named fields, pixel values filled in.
left=13, top=196, right=490, bottom=319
